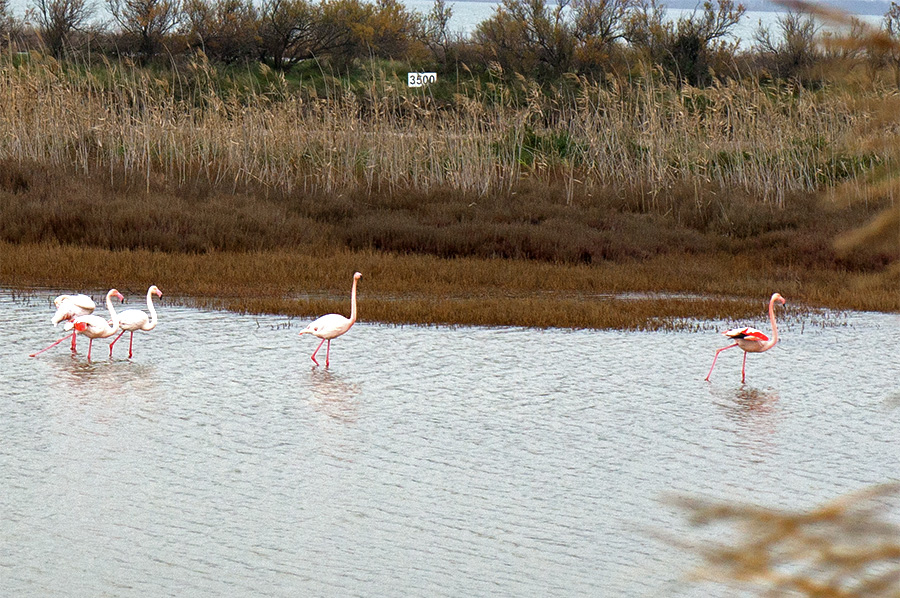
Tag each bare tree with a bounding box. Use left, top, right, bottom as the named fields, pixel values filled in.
left=571, top=0, right=632, bottom=72
left=258, top=0, right=316, bottom=70
left=572, top=0, right=630, bottom=46
left=183, top=0, right=258, bottom=64
left=626, top=0, right=745, bottom=85
left=181, top=0, right=211, bottom=47
left=106, top=0, right=180, bottom=61
left=423, top=0, right=454, bottom=64
left=31, top=0, right=94, bottom=57
left=753, top=9, right=819, bottom=81
left=474, top=0, right=576, bottom=76
left=311, top=0, right=378, bottom=71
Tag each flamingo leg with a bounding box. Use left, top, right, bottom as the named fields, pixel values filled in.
left=128, top=331, right=135, bottom=359
left=705, top=343, right=739, bottom=381
left=87, top=338, right=93, bottom=362
left=71, top=330, right=77, bottom=353
left=30, top=332, right=76, bottom=358
left=109, top=329, right=126, bottom=358
left=741, top=351, right=748, bottom=384
left=310, top=337, right=327, bottom=366
left=325, top=340, right=331, bottom=368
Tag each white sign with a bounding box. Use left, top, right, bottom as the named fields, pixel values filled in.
left=407, top=72, right=437, bottom=87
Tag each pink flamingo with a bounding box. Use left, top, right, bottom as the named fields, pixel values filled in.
left=108, top=285, right=162, bottom=358
left=67, top=289, right=125, bottom=361
left=705, top=293, right=786, bottom=384
left=31, top=293, right=98, bottom=357
left=52, top=294, right=96, bottom=325
left=299, top=272, right=362, bottom=368
left=52, top=293, right=96, bottom=352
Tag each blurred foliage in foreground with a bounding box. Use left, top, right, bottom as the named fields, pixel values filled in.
left=678, top=483, right=900, bottom=597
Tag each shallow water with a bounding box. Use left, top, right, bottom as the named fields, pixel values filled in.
left=1, top=288, right=898, bottom=597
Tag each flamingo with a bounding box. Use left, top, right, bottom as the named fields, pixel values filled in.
left=52, top=294, right=96, bottom=325
left=299, top=272, right=362, bottom=368
left=52, top=293, right=96, bottom=352
left=31, top=293, right=98, bottom=357
left=108, top=285, right=162, bottom=358
left=66, top=289, right=125, bottom=362
left=705, top=293, right=786, bottom=384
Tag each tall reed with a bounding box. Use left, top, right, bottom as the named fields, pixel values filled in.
left=0, top=52, right=894, bottom=207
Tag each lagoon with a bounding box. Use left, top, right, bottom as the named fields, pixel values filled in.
left=1, top=288, right=898, bottom=596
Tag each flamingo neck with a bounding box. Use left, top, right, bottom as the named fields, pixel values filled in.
left=764, top=295, right=779, bottom=351
left=145, top=288, right=159, bottom=330
left=349, top=277, right=358, bottom=325
left=106, top=290, right=121, bottom=332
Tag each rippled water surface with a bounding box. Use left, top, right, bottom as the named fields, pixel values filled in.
left=2, top=289, right=898, bottom=597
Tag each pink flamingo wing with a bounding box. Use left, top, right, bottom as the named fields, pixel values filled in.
left=71, top=314, right=108, bottom=335
left=723, top=327, right=769, bottom=341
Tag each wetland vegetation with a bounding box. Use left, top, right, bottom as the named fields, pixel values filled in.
left=2, top=2, right=899, bottom=592
left=0, top=0, right=897, bottom=328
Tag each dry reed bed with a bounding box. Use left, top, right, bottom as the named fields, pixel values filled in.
left=0, top=56, right=894, bottom=203
left=3, top=242, right=896, bottom=329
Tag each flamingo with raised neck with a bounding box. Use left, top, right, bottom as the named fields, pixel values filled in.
left=299, top=272, right=362, bottom=368
left=705, top=292, right=786, bottom=384
left=109, top=285, right=162, bottom=358
left=67, top=289, right=125, bottom=362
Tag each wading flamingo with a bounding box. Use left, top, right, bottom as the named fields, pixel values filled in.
left=299, top=272, right=362, bottom=368
left=31, top=293, right=98, bottom=357
left=109, top=285, right=162, bottom=358
left=67, top=289, right=125, bottom=362
left=705, top=293, right=786, bottom=384
left=52, top=294, right=96, bottom=325
left=52, top=293, right=96, bottom=352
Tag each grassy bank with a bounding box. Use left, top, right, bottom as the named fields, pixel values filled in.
left=1, top=57, right=897, bottom=327
left=1, top=153, right=897, bottom=328
left=3, top=241, right=897, bottom=330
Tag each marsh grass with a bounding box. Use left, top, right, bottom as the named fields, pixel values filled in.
left=0, top=159, right=894, bottom=271
left=1, top=50, right=897, bottom=328
left=3, top=241, right=896, bottom=329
